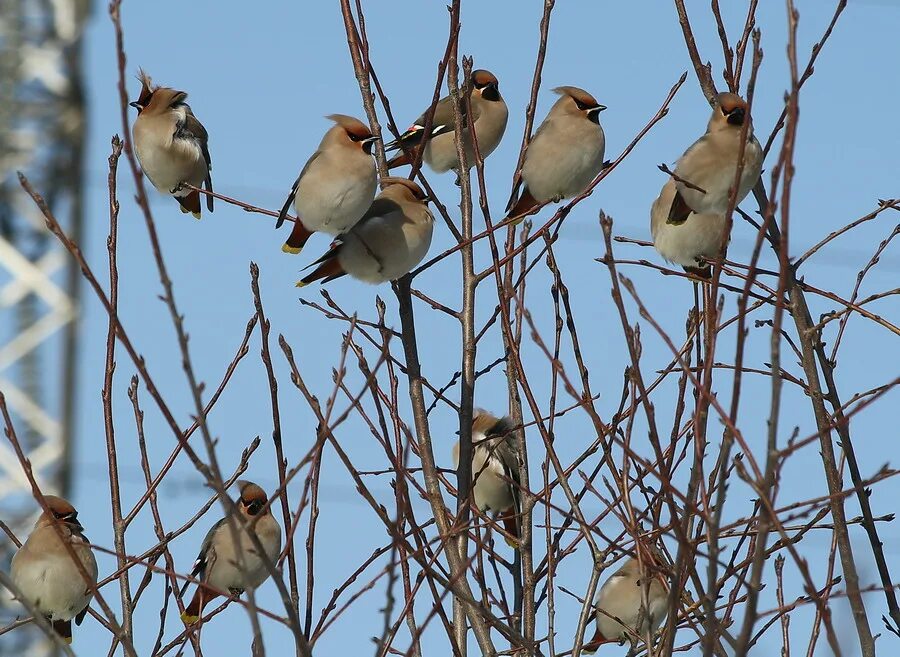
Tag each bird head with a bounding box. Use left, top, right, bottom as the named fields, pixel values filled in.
left=327, top=114, right=380, bottom=154
left=237, top=480, right=269, bottom=517
left=472, top=69, right=501, bottom=102
left=553, top=86, right=607, bottom=124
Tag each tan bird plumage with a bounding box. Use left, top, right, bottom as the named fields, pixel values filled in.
left=583, top=553, right=669, bottom=654
left=130, top=70, right=213, bottom=219
left=276, top=114, right=378, bottom=255
left=452, top=411, right=521, bottom=548
left=10, top=496, right=98, bottom=644
left=181, top=481, right=282, bottom=625
left=651, top=178, right=727, bottom=278
left=666, top=92, right=763, bottom=226
left=506, top=86, right=607, bottom=222
left=386, top=69, right=508, bottom=175
left=296, top=178, right=434, bottom=287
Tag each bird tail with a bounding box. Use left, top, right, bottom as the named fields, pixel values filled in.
left=505, top=187, right=540, bottom=224
left=296, top=254, right=347, bottom=288
left=181, top=587, right=218, bottom=625
left=176, top=190, right=202, bottom=220
left=684, top=264, right=712, bottom=280
left=282, top=219, right=314, bottom=255
left=384, top=125, right=425, bottom=152
left=582, top=626, right=612, bottom=654
left=386, top=150, right=414, bottom=170
left=500, top=509, right=519, bottom=549
left=52, top=619, right=73, bottom=644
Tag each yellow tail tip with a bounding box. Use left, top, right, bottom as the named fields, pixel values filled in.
left=63, top=637, right=73, bottom=645
left=180, top=612, right=200, bottom=625
left=192, top=212, right=202, bottom=220
left=504, top=536, right=519, bottom=549
left=282, top=244, right=303, bottom=255
left=295, top=280, right=309, bottom=288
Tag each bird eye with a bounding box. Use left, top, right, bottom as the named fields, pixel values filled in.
left=574, top=99, right=589, bottom=111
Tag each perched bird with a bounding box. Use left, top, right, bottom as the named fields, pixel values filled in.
left=583, top=554, right=668, bottom=654
left=451, top=411, right=520, bottom=547
left=666, top=92, right=763, bottom=226
left=276, top=114, right=379, bottom=255
left=130, top=70, right=213, bottom=218
left=506, top=86, right=607, bottom=222
left=296, top=177, right=434, bottom=287
left=181, top=481, right=282, bottom=624
left=385, top=69, right=508, bottom=175
left=650, top=178, right=726, bottom=278
left=10, top=496, right=98, bottom=645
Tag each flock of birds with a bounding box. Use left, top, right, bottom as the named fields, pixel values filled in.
left=127, top=67, right=762, bottom=285
left=8, top=67, right=765, bottom=651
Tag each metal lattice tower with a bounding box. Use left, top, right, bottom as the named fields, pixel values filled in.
left=0, top=0, right=90, bottom=654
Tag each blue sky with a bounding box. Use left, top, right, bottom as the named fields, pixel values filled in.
left=27, top=0, right=900, bottom=654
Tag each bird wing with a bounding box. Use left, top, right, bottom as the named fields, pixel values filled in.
left=353, top=197, right=400, bottom=228
left=505, top=116, right=553, bottom=213
left=177, top=110, right=214, bottom=211
left=180, top=518, right=224, bottom=596
left=386, top=93, right=473, bottom=151
left=276, top=150, right=322, bottom=229
left=666, top=188, right=694, bottom=225
left=72, top=527, right=94, bottom=626
left=495, top=436, right=521, bottom=512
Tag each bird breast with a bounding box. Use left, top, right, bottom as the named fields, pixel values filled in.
left=651, top=180, right=727, bottom=267
left=11, top=533, right=95, bottom=620
left=294, top=152, right=376, bottom=235
left=522, top=119, right=605, bottom=202
left=206, top=519, right=282, bottom=592
left=470, top=444, right=515, bottom=512
left=339, top=210, right=434, bottom=283
left=133, top=116, right=206, bottom=194
left=595, top=572, right=667, bottom=642
left=423, top=99, right=509, bottom=173
left=675, top=132, right=762, bottom=215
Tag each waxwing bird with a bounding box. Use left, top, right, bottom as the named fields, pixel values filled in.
left=506, top=86, right=606, bottom=222
left=451, top=411, right=520, bottom=548
left=10, top=496, right=98, bottom=644
left=130, top=70, right=213, bottom=218
left=651, top=178, right=726, bottom=278
left=666, top=92, right=763, bottom=226
left=181, top=481, right=282, bottom=624
left=583, top=554, right=668, bottom=654
left=296, top=177, right=434, bottom=287
left=385, top=69, right=508, bottom=174
left=276, top=114, right=379, bottom=254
